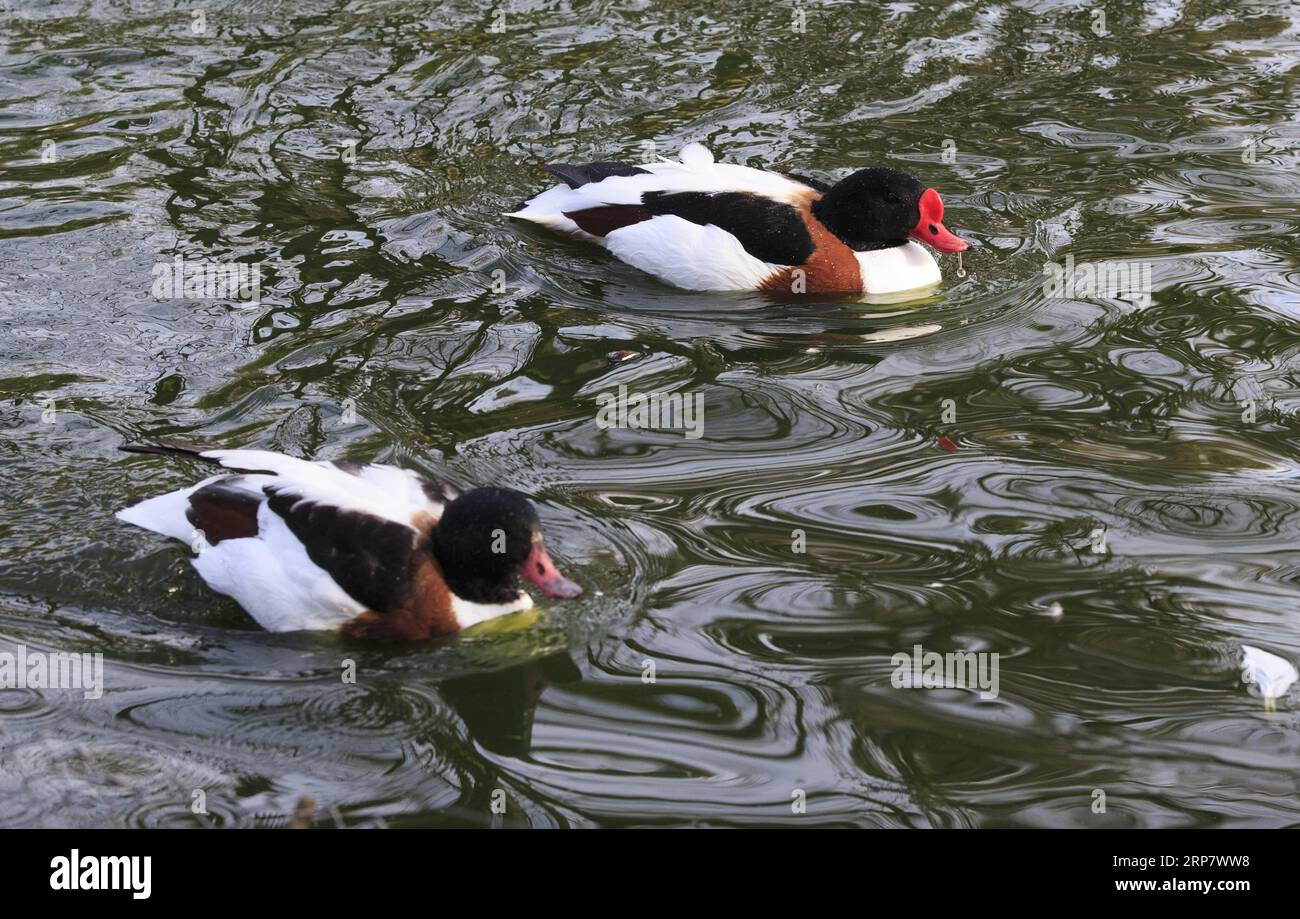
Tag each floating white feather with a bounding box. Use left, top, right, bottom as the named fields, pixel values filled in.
left=1240, top=645, right=1298, bottom=711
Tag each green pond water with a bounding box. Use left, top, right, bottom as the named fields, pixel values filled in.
left=2, top=0, right=1300, bottom=826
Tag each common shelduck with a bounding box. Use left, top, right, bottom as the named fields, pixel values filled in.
left=508, top=142, right=969, bottom=296
left=116, top=445, right=581, bottom=640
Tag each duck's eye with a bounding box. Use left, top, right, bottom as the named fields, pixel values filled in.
left=929, top=224, right=938, bottom=235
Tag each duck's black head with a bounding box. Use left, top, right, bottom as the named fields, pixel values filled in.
left=811, top=167, right=968, bottom=254
left=431, top=487, right=582, bottom=605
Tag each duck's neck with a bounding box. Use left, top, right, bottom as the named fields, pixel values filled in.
left=810, top=196, right=907, bottom=253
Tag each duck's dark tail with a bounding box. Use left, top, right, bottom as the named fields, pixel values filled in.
left=121, top=442, right=283, bottom=477
left=543, top=161, right=651, bottom=189
left=120, top=443, right=223, bottom=466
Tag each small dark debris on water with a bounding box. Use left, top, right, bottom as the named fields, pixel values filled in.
left=937, top=436, right=958, bottom=451
left=607, top=350, right=639, bottom=364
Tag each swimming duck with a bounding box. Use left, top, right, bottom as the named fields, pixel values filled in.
left=508, top=143, right=968, bottom=296
left=116, top=445, right=581, bottom=639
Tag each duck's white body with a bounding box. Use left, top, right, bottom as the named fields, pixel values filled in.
left=508, top=144, right=943, bottom=296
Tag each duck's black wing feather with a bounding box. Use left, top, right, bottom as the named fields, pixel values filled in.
left=264, top=485, right=423, bottom=614
left=640, top=190, right=815, bottom=265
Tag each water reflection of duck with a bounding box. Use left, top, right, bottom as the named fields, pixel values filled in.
left=442, top=651, right=583, bottom=757
left=509, top=143, right=968, bottom=296
left=117, top=445, right=581, bottom=639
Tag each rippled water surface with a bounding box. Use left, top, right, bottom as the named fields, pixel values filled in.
left=3, top=0, right=1300, bottom=827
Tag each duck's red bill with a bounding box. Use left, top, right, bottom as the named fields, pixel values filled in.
left=911, top=187, right=968, bottom=254
left=522, top=543, right=582, bottom=599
